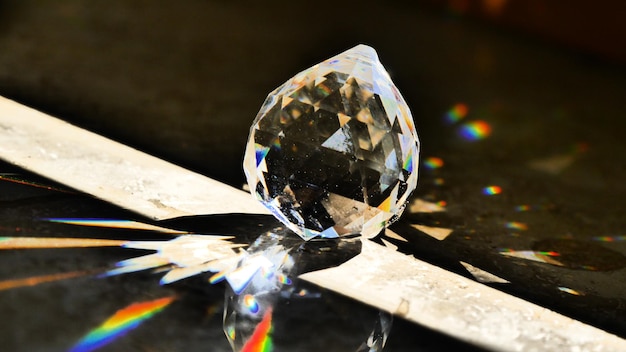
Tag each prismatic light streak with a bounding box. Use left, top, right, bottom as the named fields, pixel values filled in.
left=0, top=233, right=125, bottom=290
left=0, top=219, right=167, bottom=291
left=499, top=248, right=563, bottom=266
left=44, top=218, right=189, bottom=234
left=593, top=235, right=626, bottom=242
left=108, top=235, right=245, bottom=286
left=514, top=204, right=554, bottom=212
left=558, top=287, right=583, bottom=296
left=459, top=120, right=491, bottom=141
left=69, top=296, right=176, bottom=352
left=423, top=157, right=444, bottom=170
left=505, top=222, right=528, bottom=231
left=39, top=218, right=245, bottom=286
left=482, top=185, right=502, bottom=195
left=0, top=218, right=245, bottom=291
left=0, top=236, right=127, bottom=249
left=0, top=270, right=96, bottom=291
left=242, top=308, right=273, bottom=352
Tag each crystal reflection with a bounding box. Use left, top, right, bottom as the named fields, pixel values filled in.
left=220, top=228, right=392, bottom=351
left=222, top=230, right=295, bottom=352
left=356, top=311, right=393, bottom=352
left=222, top=228, right=391, bottom=352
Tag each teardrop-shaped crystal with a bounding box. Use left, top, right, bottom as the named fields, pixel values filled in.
left=243, top=45, right=419, bottom=240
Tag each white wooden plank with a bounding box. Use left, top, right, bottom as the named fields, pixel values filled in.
left=0, top=96, right=269, bottom=220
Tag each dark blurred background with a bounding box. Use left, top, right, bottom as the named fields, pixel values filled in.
left=1, top=0, right=624, bottom=186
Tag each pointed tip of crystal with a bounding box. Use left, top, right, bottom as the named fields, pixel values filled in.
left=344, top=44, right=379, bottom=61
left=350, top=43, right=376, bottom=52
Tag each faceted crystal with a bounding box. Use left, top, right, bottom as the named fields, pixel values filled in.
left=243, top=45, right=419, bottom=240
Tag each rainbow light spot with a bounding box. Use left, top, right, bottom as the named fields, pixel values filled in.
left=70, top=296, right=175, bottom=352
left=459, top=120, right=491, bottom=141
left=271, top=138, right=281, bottom=150
left=537, top=251, right=560, bottom=257
left=436, top=200, right=447, bottom=207
left=499, top=249, right=564, bottom=266
left=558, top=287, right=583, bottom=296
left=515, top=205, right=531, bottom=212
left=243, top=294, right=260, bottom=314
left=434, top=178, right=445, bottom=186
left=505, top=222, right=528, bottom=231
left=423, top=157, right=444, bottom=170
left=277, top=274, right=292, bottom=285
left=445, top=103, right=468, bottom=123
left=482, top=185, right=502, bottom=195
left=592, top=235, right=626, bottom=242
left=242, top=308, right=273, bottom=352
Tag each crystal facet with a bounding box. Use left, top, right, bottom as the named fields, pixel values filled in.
left=244, top=45, right=419, bottom=240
